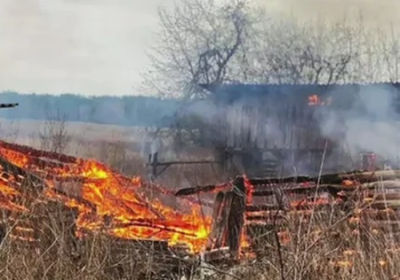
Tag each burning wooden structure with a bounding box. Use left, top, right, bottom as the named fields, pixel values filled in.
left=0, top=140, right=216, bottom=278
left=176, top=170, right=400, bottom=264
left=3, top=135, right=400, bottom=271
left=0, top=140, right=213, bottom=254
left=201, top=83, right=400, bottom=177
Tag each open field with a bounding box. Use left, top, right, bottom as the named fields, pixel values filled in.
left=0, top=117, right=221, bottom=189
left=0, top=118, right=146, bottom=157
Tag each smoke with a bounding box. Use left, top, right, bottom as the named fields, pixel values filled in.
left=319, top=84, right=400, bottom=165
left=180, top=84, right=400, bottom=175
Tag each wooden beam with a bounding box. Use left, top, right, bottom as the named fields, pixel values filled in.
left=215, top=192, right=234, bottom=249
left=227, top=177, right=246, bottom=259
left=175, top=183, right=231, bottom=197
left=205, top=192, right=225, bottom=250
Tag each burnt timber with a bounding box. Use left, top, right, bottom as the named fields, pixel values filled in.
left=176, top=170, right=400, bottom=260
left=0, top=103, right=18, bottom=109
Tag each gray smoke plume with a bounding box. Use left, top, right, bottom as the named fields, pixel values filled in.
left=319, top=84, right=400, bottom=166
left=181, top=84, right=400, bottom=175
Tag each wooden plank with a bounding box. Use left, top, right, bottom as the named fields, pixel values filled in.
left=205, top=192, right=225, bottom=250
left=227, top=177, right=246, bottom=259
left=202, top=246, right=231, bottom=263
left=246, top=205, right=283, bottom=212
left=215, top=192, right=234, bottom=249
left=364, top=193, right=400, bottom=201
left=362, top=180, right=400, bottom=189
left=369, top=201, right=400, bottom=210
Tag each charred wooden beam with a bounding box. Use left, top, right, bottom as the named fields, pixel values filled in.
left=361, top=180, right=400, bottom=190
left=0, top=103, right=18, bottom=108
left=0, top=224, right=5, bottom=243
left=146, top=150, right=220, bottom=180
left=201, top=247, right=231, bottom=263
left=176, top=169, right=400, bottom=198
left=245, top=219, right=286, bottom=226
left=227, top=177, right=246, bottom=259
left=175, top=183, right=231, bottom=197
left=369, top=201, right=400, bottom=210
left=215, top=192, right=234, bottom=249
left=205, top=192, right=225, bottom=250
left=175, top=174, right=350, bottom=197
left=364, top=193, right=400, bottom=201
left=252, top=170, right=400, bottom=187
left=251, top=184, right=348, bottom=197
left=147, top=160, right=220, bottom=166
left=246, top=204, right=283, bottom=211
left=110, top=220, right=203, bottom=237
left=0, top=155, right=46, bottom=189
left=50, top=188, right=97, bottom=211
left=0, top=140, right=78, bottom=164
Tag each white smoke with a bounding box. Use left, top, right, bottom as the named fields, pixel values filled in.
left=319, top=84, right=400, bottom=165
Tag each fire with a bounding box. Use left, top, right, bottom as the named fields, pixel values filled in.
left=308, top=94, right=332, bottom=106
left=0, top=141, right=212, bottom=253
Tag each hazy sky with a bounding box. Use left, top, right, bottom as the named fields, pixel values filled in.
left=0, top=0, right=398, bottom=96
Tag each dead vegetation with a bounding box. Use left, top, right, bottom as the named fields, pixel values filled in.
left=2, top=185, right=400, bottom=280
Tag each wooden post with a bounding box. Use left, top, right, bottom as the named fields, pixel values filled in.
left=150, top=152, right=158, bottom=179
left=205, top=191, right=235, bottom=252
left=227, top=176, right=246, bottom=259
left=206, top=192, right=225, bottom=250
left=216, top=192, right=234, bottom=249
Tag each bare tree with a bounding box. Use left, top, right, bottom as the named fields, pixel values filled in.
left=39, top=108, right=71, bottom=154
left=0, top=119, right=19, bottom=143
left=142, top=0, right=255, bottom=99
left=377, top=25, right=400, bottom=82
left=248, top=14, right=400, bottom=85
left=242, top=17, right=361, bottom=84
left=144, top=1, right=400, bottom=156
left=145, top=1, right=400, bottom=95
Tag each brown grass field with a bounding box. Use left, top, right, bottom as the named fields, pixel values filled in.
left=1, top=118, right=400, bottom=280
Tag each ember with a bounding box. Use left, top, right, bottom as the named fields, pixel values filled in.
left=308, top=94, right=332, bottom=106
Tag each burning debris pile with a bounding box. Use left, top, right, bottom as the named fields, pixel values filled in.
left=0, top=140, right=211, bottom=254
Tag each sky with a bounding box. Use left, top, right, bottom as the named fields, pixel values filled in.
left=0, top=0, right=399, bottom=96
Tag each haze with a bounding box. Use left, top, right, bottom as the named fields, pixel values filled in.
left=0, top=0, right=398, bottom=96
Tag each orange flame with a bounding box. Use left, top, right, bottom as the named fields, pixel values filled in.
left=0, top=141, right=212, bottom=253
left=308, top=95, right=332, bottom=106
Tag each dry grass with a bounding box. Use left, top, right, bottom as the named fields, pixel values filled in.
left=3, top=201, right=400, bottom=280
left=1, top=119, right=400, bottom=279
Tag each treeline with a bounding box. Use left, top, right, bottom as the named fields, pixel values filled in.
left=0, top=91, right=180, bottom=127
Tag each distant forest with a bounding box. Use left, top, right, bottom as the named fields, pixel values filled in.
left=0, top=91, right=181, bottom=127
